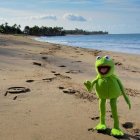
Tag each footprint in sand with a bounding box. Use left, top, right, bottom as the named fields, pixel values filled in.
left=58, top=65, right=66, bottom=67
left=54, top=73, right=71, bottom=79
left=65, top=70, right=82, bottom=74
left=115, top=62, right=122, bottom=66
left=123, top=66, right=140, bottom=74
left=51, top=71, right=56, bottom=73
left=58, top=86, right=65, bottom=90
left=58, top=85, right=97, bottom=101
left=63, top=89, right=76, bottom=95
left=91, top=116, right=100, bottom=120
left=26, top=80, right=34, bottom=83
left=75, top=91, right=97, bottom=102
left=54, top=73, right=61, bottom=76
left=92, top=50, right=102, bottom=56
left=131, top=70, right=140, bottom=73
left=42, top=77, right=56, bottom=82
left=33, top=62, right=42, bottom=66
left=71, top=60, right=82, bottom=63
left=41, top=56, right=48, bottom=60
left=58, top=86, right=76, bottom=95
left=88, top=128, right=94, bottom=132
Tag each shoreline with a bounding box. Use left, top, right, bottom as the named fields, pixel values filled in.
left=0, top=34, right=140, bottom=140
left=33, top=35, right=140, bottom=56
left=33, top=37, right=140, bottom=57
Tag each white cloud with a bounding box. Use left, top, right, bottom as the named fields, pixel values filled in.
left=0, top=8, right=58, bottom=21
left=30, top=15, right=57, bottom=20
left=63, top=13, right=87, bottom=22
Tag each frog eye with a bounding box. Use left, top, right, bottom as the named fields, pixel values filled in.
left=96, top=56, right=101, bottom=60
left=105, top=55, right=110, bottom=60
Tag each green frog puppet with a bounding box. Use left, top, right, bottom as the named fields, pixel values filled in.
left=84, top=55, right=131, bottom=137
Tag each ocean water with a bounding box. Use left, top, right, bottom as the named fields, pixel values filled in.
left=35, top=34, right=140, bottom=54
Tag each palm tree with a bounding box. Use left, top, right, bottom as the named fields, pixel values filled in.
left=24, top=26, right=30, bottom=34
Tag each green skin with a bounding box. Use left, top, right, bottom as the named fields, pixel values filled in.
left=84, top=56, right=131, bottom=137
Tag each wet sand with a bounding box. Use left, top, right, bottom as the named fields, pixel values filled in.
left=0, top=34, right=140, bottom=140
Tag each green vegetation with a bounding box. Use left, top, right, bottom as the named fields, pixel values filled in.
left=0, top=23, right=108, bottom=36
left=0, top=23, right=22, bottom=34
left=65, top=28, right=108, bottom=35
left=23, top=26, right=65, bottom=36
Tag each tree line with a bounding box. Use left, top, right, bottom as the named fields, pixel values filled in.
left=65, top=28, right=108, bottom=35
left=24, top=26, right=65, bottom=36
left=0, top=23, right=22, bottom=34
left=0, top=23, right=108, bottom=36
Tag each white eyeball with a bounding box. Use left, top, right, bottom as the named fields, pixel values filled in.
left=96, top=56, right=101, bottom=60
left=105, top=55, right=110, bottom=60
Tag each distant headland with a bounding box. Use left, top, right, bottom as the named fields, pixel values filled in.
left=0, top=23, right=108, bottom=36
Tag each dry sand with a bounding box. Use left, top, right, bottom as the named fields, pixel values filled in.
left=0, top=34, right=140, bottom=140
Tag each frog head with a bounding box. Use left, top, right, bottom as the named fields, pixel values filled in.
left=95, top=55, right=115, bottom=77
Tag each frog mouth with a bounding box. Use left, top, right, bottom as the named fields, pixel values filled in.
left=98, top=66, right=110, bottom=75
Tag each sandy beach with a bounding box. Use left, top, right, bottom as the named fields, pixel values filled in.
left=0, top=34, right=140, bottom=140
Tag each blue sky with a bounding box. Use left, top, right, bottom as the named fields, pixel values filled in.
left=0, top=0, right=140, bottom=34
